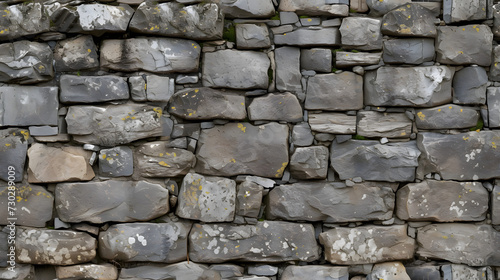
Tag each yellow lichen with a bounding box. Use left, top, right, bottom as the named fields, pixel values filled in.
left=158, top=161, right=170, bottom=167
left=237, top=123, right=246, bottom=132
left=417, top=112, right=425, bottom=120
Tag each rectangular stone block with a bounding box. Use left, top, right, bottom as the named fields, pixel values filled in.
left=0, top=128, right=28, bottom=182
left=487, top=87, right=500, bottom=128
left=415, top=104, right=480, bottom=129
left=305, top=72, right=363, bottom=110
left=436, top=25, right=492, bottom=66
left=275, top=46, right=302, bottom=92
left=0, top=185, right=53, bottom=227
left=279, top=0, right=349, bottom=16
left=308, top=113, right=356, bottom=134
left=357, top=111, right=412, bottom=138
left=335, top=51, right=382, bottom=67
left=60, top=75, right=129, bottom=103
left=274, top=28, right=341, bottom=47
left=493, top=185, right=500, bottom=225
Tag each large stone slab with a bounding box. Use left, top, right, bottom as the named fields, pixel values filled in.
left=487, top=87, right=500, bottom=128
left=268, top=182, right=394, bottom=222
left=289, top=146, right=329, bottom=179
left=0, top=264, right=34, bottom=280
left=381, top=3, right=437, bottom=37
left=189, top=221, right=320, bottom=262
left=417, top=131, right=500, bottom=180
left=397, top=180, right=489, bottom=222
left=330, top=140, right=420, bottom=182
left=414, top=104, right=479, bottom=129
left=320, top=225, right=415, bottom=265
left=275, top=46, right=302, bottom=93
left=0, top=128, right=28, bottom=182
left=130, top=2, right=223, bottom=40
left=248, top=92, right=303, bottom=122
left=0, top=3, right=50, bottom=40
left=54, top=35, right=99, bottom=71
left=369, top=262, right=411, bottom=280
left=0, top=86, right=58, bottom=126
left=417, top=223, right=500, bottom=266
left=281, top=266, right=349, bottom=280
left=364, top=66, right=454, bottom=107
left=16, top=228, right=96, bottom=265
left=118, top=262, right=211, bottom=280
left=357, top=111, right=412, bottom=138
left=366, top=0, right=411, bottom=17
left=279, top=0, right=349, bottom=16
left=274, top=28, right=341, bottom=47
left=301, top=48, right=332, bottom=72
left=340, top=17, right=382, bottom=50
left=0, top=185, right=53, bottom=227
left=382, top=38, right=435, bottom=64
left=453, top=66, right=488, bottom=104
left=308, top=113, right=356, bottom=134
left=435, top=25, right=492, bottom=66
left=443, top=0, right=487, bottom=24
left=195, top=122, right=289, bottom=178
left=135, top=142, right=195, bottom=177
left=60, top=75, right=129, bottom=103
left=335, top=51, right=382, bottom=67
left=236, top=23, right=271, bottom=49
left=221, top=0, right=275, bottom=18
left=202, top=49, right=270, bottom=89
left=100, top=38, right=201, bottom=73
left=71, top=4, right=134, bottom=34
left=305, top=72, right=363, bottom=111
left=55, top=264, right=118, bottom=280
left=0, top=41, right=53, bottom=84
left=66, top=104, right=163, bottom=146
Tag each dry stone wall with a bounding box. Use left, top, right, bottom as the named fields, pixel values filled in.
left=0, top=0, right=500, bottom=279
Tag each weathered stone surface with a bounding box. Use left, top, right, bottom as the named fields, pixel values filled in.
left=0, top=86, right=58, bottom=126
left=320, top=225, right=415, bottom=264
left=99, top=146, right=134, bottom=177
left=381, top=3, right=437, bottom=37
left=335, top=51, right=382, bottom=67
left=0, top=184, right=52, bottom=227
left=268, top=182, right=394, bottom=222
left=340, top=17, right=382, bottom=50
left=130, top=2, right=223, bottom=40
left=301, top=48, right=332, bottom=72
left=405, top=266, right=441, bottom=280
left=189, top=221, right=320, bottom=262
left=357, top=111, right=412, bottom=138
left=417, top=223, right=500, bottom=266
left=221, top=0, right=275, bottom=18
left=364, top=66, right=454, bottom=107
left=305, top=72, right=363, bottom=110
left=135, top=142, right=195, bottom=177
left=99, top=221, right=191, bottom=263
left=292, top=123, right=314, bottom=147
left=366, top=0, right=411, bottom=17
left=396, top=180, right=489, bottom=222
left=248, top=92, right=303, bottom=122
left=0, top=128, right=28, bottom=182
left=236, top=180, right=263, bottom=218
left=279, top=0, right=349, bottom=16
left=100, top=38, right=201, bottom=73
left=369, top=262, right=410, bottom=280
left=236, top=23, right=271, bottom=49
left=281, top=266, right=349, bottom=280
left=66, top=104, right=163, bottom=146
left=118, top=262, right=210, bottom=280
left=27, top=143, right=95, bottom=183
left=176, top=173, right=236, bottom=222
left=16, top=227, right=96, bottom=265
left=453, top=66, right=488, bottom=104
left=383, top=38, right=435, bottom=64
left=0, top=264, right=34, bottom=280
left=60, top=75, right=129, bottom=103
left=289, top=146, right=329, bottom=179
left=0, top=3, right=50, bottom=40
left=493, top=185, right=500, bottom=225
left=274, top=28, right=341, bottom=47
left=169, top=87, right=246, bottom=120
left=56, top=180, right=169, bottom=223
left=0, top=41, right=53, bottom=84
left=195, top=122, right=289, bottom=178
left=210, top=264, right=244, bottom=278
left=441, top=264, right=492, bottom=280
left=435, top=25, right=492, bottom=66
left=145, top=75, right=175, bottom=102
left=414, top=104, right=479, bottom=129
left=71, top=4, right=134, bottom=34
left=308, top=113, right=356, bottom=134
left=443, top=0, right=487, bottom=24
left=331, top=140, right=420, bottom=182
left=489, top=46, right=500, bottom=82
left=487, top=87, right=500, bottom=128
left=275, top=47, right=302, bottom=92
left=202, top=50, right=270, bottom=89
left=417, top=131, right=500, bottom=180
left=55, top=264, right=118, bottom=280
left=54, top=35, right=99, bottom=71
left=128, top=76, right=147, bottom=101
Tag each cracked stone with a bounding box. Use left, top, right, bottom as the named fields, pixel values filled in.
left=54, top=35, right=99, bottom=71
left=60, top=75, right=129, bottom=103
left=135, top=142, right=195, bottom=177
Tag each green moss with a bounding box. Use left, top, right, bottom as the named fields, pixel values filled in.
left=299, top=15, right=309, bottom=18
left=353, top=135, right=366, bottom=140
left=270, top=12, right=280, bottom=20
left=268, top=67, right=274, bottom=84
left=223, top=22, right=236, bottom=42
left=349, top=8, right=357, bottom=13
left=470, top=117, right=484, bottom=131
left=331, top=67, right=338, bottom=72
left=351, top=49, right=359, bottom=53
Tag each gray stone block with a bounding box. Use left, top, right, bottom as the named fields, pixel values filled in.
left=308, top=113, right=356, bottom=134
left=0, top=184, right=53, bottom=227
left=119, top=262, right=212, bottom=280
left=54, top=35, right=99, bottom=72
left=135, top=142, right=195, bottom=177
left=366, top=0, right=411, bottom=16
left=383, top=38, right=435, bottom=64
left=305, top=72, right=363, bottom=110
left=290, top=146, right=329, bottom=179
left=301, top=48, right=332, bottom=72
left=443, top=0, right=487, bottom=24
left=340, top=17, right=382, bottom=50
left=489, top=46, right=500, bottom=82
left=292, top=123, right=314, bottom=147
left=335, top=51, right=382, bottom=67
left=55, top=264, right=118, bottom=280
left=487, top=87, right=500, bottom=128
left=248, top=92, right=303, bottom=122
left=236, top=180, right=263, bottom=218
left=280, top=12, right=299, bottom=24
left=0, top=3, right=50, bottom=40
left=28, top=126, right=58, bottom=136
left=60, top=75, right=129, bottom=103
left=128, top=76, right=147, bottom=102
left=275, top=46, right=302, bottom=92
left=281, top=266, right=349, bottom=280
left=493, top=185, right=500, bottom=225
left=279, top=0, right=348, bottom=16
left=381, top=3, right=437, bottom=37
left=405, top=266, right=441, bottom=280
left=453, top=66, right=488, bottom=104
left=0, top=41, right=53, bottom=84
left=98, top=146, right=133, bottom=177
left=221, top=0, right=275, bottom=18
left=70, top=4, right=134, bottom=34
left=274, top=28, right=341, bottom=47
left=146, top=75, right=174, bottom=102
left=236, top=23, right=271, bottom=49
left=0, top=128, right=28, bottom=182
left=357, top=111, right=412, bottom=138
left=415, top=104, right=479, bottom=129
left=0, top=264, right=34, bottom=280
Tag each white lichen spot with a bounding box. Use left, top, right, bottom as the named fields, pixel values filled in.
left=128, top=237, right=135, bottom=245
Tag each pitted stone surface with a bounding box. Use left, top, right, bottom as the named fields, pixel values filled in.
left=60, top=75, right=129, bottom=103
left=248, top=92, right=303, bottom=122
left=357, top=111, right=412, bottom=138
left=0, top=41, right=53, bottom=84
left=340, top=17, right=382, bottom=50
left=279, top=0, right=348, bottom=16
left=0, top=184, right=53, bottom=227
left=72, top=4, right=134, bottom=34
left=289, top=146, right=329, bottom=179
left=369, top=262, right=411, bottom=280
left=443, top=0, right=487, bottom=24
left=135, top=142, right=195, bottom=177
left=54, top=35, right=99, bottom=71
left=0, top=128, right=28, bottom=182
left=118, top=261, right=211, bottom=280
left=414, top=105, right=479, bottom=129
left=0, top=3, right=50, bottom=40
left=381, top=3, right=437, bottom=37
left=305, top=72, right=363, bottom=111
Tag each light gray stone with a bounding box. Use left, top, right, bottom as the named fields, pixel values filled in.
left=0, top=128, right=28, bottom=182
left=340, top=17, right=382, bottom=50
left=248, top=265, right=278, bottom=276
left=381, top=3, right=437, bottom=37
left=98, top=146, right=133, bottom=177
left=292, top=123, right=314, bottom=146
left=308, top=113, right=356, bottom=134
left=350, top=0, right=369, bottom=13
left=279, top=0, right=349, bottom=16
left=357, top=111, right=412, bottom=138
left=489, top=46, right=500, bottom=82
left=248, top=92, right=303, bottom=122
left=71, top=4, right=134, bottom=34
left=60, top=75, right=129, bottom=103
left=55, top=265, right=116, bottom=280
left=135, top=142, right=195, bottom=177
left=441, top=264, right=492, bottom=280
left=171, top=123, right=200, bottom=139
left=118, top=262, right=211, bottom=280
left=274, top=28, right=341, bottom=47
left=28, top=126, right=57, bottom=137
left=146, top=75, right=174, bottom=102
left=289, top=146, right=329, bottom=179
left=209, top=264, right=244, bottom=278
left=383, top=38, right=435, bottom=64
left=300, top=17, right=321, bottom=26
left=236, top=180, right=263, bottom=218
left=453, top=66, right=488, bottom=104
left=414, top=104, right=480, bottom=129
left=369, top=262, right=411, bottom=280
left=443, top=0, right=487, bottom=24
left=275, top=47, right=302, bottom=92
left=281, top=266, right=349, bottom=280
left=0, top=184, right=52, bottom=227
left=221, top=0, right=275, bottom=18
left=487, top=87, right=500, bottom=128
left=0, top=3, right=50, bottom=40
left=493, top=185, right=500, bottom=225
left=54, top=35, right=99, bottom=72
left=176, top=74, right=199, bottom=84
left=301, top=48, right=332, bottom=72
left=280, top=12, right=299, bottom=25
left=236, top=23, right=271, bottom=49
left=405, top=266, right=441, bottom=280
left=335, top=51, right=382, bottom=67
left=0, top=264, right=34, bottom=280
left=0, top=41, right=53, bottom=84
left=128, top=76, right=147, bottom=102
left=305, top=72, right=363, bottom=110
left=366, top=0, right=411, bottom=17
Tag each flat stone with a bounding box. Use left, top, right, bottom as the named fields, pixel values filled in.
left=292, top=123, right=314, bottom=146
left=417, top=131, right=500, bottom=180
left=0, top=86, right=58, bottom=126
left=100, top=38, right=201, bottom=73
left=0, top=3, right=50, bottom=40
left=210, top=264, right=244, bottom=278
left=381, top=3, right=437, bottom=37
left=54, top=35, right=99, bottom=71
left=383, top=38, right=435, bottom=64
left=55, top=264, right=118, bottom=280
left=340, top=17, right=382, bottom=50
left=236, top=23, right=271, bottom=49
left=0, top=128, right=28, bottom=182
left=195, top=122, right=289, bottom=178
left=268, top=182, right=394, bottom=222
left=202, top=49, right=270, bottom=89
left=60, top=75, right=129, bottom=103
left=357, top=111, right=412, bottom=138
left=320, top=225, right=415, bottom=265
left=176, top=173, right=236, bottom=222
left=118, top=262, right=211, bottom=280
left=279, top=0, right=349, bottom=16
left=487, top=87, right=500, bottom=128
left=135, top=142, right=195, bottom=177
left=289, top=146, right=329, bottom=179
left=417, top=223, right=500, bottom=266
left=331, top=140, right=420, bottom=182
left=128, top=76, right=147, bottom=102
left=275, top=46, right=302, bottom=92
left=176, top=74, right=198, bottom=84
left=66, top=104, right=163, bottom=146
left=435, top=25, right=493, bottom=66
left=0, top=264, right=34, bottom=280
left=248, top=92, right=303, bottom=122
left=305, top=72, right=363, bottom=110
left=364, top=66, right=454, bottom=107
left=236, top=180, right=263, bottom=218
left=443, top=0, right=487, bottom=24
left=281, top=266, right=349, bottom=280
left=248, top=265, right=278, bottom=276
left=453, top=66, right=488, bottom=104
left=405, top=266, right=441, bottom=280
left=0, top=184, right=52, bottom=227
left=145, top=75, right=175, bottom=102
left=397, top=180, right=489, bottom=222
left=28, top=126, right=57, bottom=136
left=0, top=41, right=53, bottom=84
left=274, top=28, right=341, bottom=47
left=414, top=104, right=479, bottom=129
left=308, top=113, right=356, bottom=134
left=366, top=0, right=411, bottom=17
left=221, top=0, right=275, bottom=18
left=169, top=87, right=246, bottom=120
left=130, top=2, right=223, bottom=40
left=301, top=48, right=332, bottom=72
left=441, top=264, right=492, bottom=280
left=493, top=185, right=500, bottom=225
left=16, top=228, right=96, bottom=265
left=189, top=221, right=320, bottom=262
left=335, top=51, right=382, bottom=67
left=350, top=0, right=369, bottom=13
left=27, top=143, right=95, bottom=183
left=369, top=262, right=411, bottom=280
left=98, top=146, right=133, bottom=177
left=71, top=4, right=134, bottom=34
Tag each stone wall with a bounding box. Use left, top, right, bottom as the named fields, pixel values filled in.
left=0, top=0, right=500, bottom=279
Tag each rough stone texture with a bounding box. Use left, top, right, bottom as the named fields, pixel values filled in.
left=236, top=23, right=271, bottom=49
left=55, top=180, right=169, bottom=223
left=0, top=184, right=53, bottom=227
left=369, top=262, right=410, bottom=280
left=435, top=25, right=493, bottom=66
left=128, top=76, right=147, bottom=102
left=281, top=266, right=349, bottom=280
left=118, top=262, right=211, bottom=280
left=364, top=66, right=454, bottom=107
left=248, top=92, right=303, bottom=122
left=335, top=51, right=382, bottom=67
left=357, top=111, right=412, bottom=138
left=27, top=143, right=95, bottom=183
left=66, top=104, right=163, bottom=146
left=221, top=0, right=275, bottom=18
left=340, top=17, right=382, bottom=50
left=100, top=38, right=201, bottom=73
left=236, top=180, right=263, bottom=218
left=130, top=2, right=223, bottom=40
left=0, top=3, right=50, bottom=40
left=189, top=221, right=320, bottom=262
left=381, top=3, right=437, bottom=37
left=135, top=142, right=195, bottom=177
left=98, top=146, right=134, bottom=177
left=382, top=39, right=435, bottom=64
left=195, top=122, right=289, bottom=178
left=330, top=140, right=420, bottom=182
left=71, top=4, right=134, bottom=34
left=268, top=182, right=395, bottom=222
left=417, top=131, right=500, bottom=181
left=0, top=128, right=28, bottom=182
left=0, top=86, right=58, bottom=126
left=320, top=225, right=415, bottom=265
left=443, top=0, right=487, bottom=24
left=493, top=185, right=500, bottom=225
left=487, top=87, right=500, bottom=128
left=305, top=72, right=363, bottom=111
left=55, top=264, right=118, bottom=280
left=292, top=123, right=314, bottom=147
left=489, top=46, right=500, bottom=82
left=366, top=0, right=411, bottom=17
left=275, top=46, right=302, bottom=93
left=60, top=75, right=129, bottom=103
left=54, top=35, right=99, bottom=72
left=442, top=264, right=492, bottom=280
left=300, top=48, right=332, bottom=72
left=453, top=67, right=488, bottom=104
left=279, top=0, right=349, bottom=16
left=0, top=264, right=34, bottom=280
left=99, top=221, right=191, bottom=263
left=405, top=266, right=441, bottom=280
left=202, top=49, right=270, bottom=89
left=308, top=113, right=356, bottom=134
left=396, top=180, right=489, bottom=222
left=289, top=146, right=329, bottom=179
left=0, top=41, right=53, bottom=84
left=417, top=223, right=500, bottom=266
left=274, top=28, right=341, bottom=47
left=414, top=104, right=480, bottom=129
left=176, top=173, right=236, bottom=222
left=16, top=227, right=96, bottom=265
left=145, top=75, right=174, bottom=102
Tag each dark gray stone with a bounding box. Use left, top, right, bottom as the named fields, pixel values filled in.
left=292, top=123, right=314, bottom=147
left=383, top=38, right=435, bottom=64
left=118, top=262, right=211, bottom=280
left=340, top=17, right=382, bottom=50
left=0, top=128, right=28, bottom=182
left=453, top=66, right=488, bottom=104
left=405, top=266, right=441, bottom=280
left=221, top=0, right=275, bottom=18
left=248, top=92, right=303, bottom=122
left=301, top=48, right=332, bottom=72
left=289, top=146, right=329, bottom=179
left=414, top=104, right=479, bottom=129
left=60, top=75, right=129, bottom=103
left=335, top=51, right=382, bottom=68
left=28, top=126, right=57, bottom=137
left=280, top=12, right=299, bottom=25
left=236, top=23, right=271, bottom=49
left=98, top=146, right=134, bottom=177
left=279, top=0, right=348, bottom=16
left=381, top=3, right=437, bottom=37
left=308, top=113, right=356, bottom=134
left=305, top=72, right=363, bottom=110
left=492, top=185, right=500, bottom=225
left=281, top=266, right=349, bottom=280
left=54, top=35, right=99, bottom=72
left=0, top=3, right=50, bottom=40
left=55, top=264, right=118, bottom=280
left=0, top=184, right=52, bottom=227
left=176, top=74, right=198, bottom=84
left=443, top=0, right=487, bottom=24
left=487, top=87, right=500, bottom=128
left=0, top=227, right=6, bottom=267
left=135, top=142, right=195, bottom=177
left=248, top=265, right=278, bottom=276
left=489, top=46, right=500, bottom=82
left=0, top=41, right=53, bottom=84
left=70, top=4, right=134, bottom=34
left=275, top=47, right=302, bottom=93
left=128, top=76, right=147, bottom=102
left=274, top=28, right=341, bottom=47
left=236, top=180, right=263, bottom=218
left=441, top=264, right=492, bottom=280
left=357, top=111, right=412, bottom=138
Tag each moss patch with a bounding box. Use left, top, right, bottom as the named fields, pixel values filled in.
left=223, top=21, right=236, bottom=42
